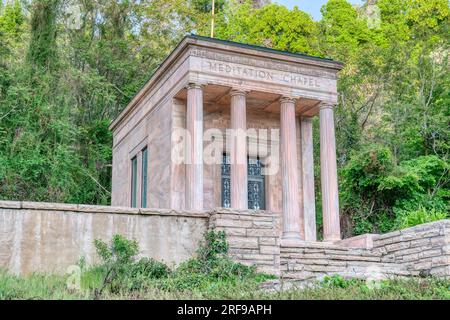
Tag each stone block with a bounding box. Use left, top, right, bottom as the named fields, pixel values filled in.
left=385, top=241, right=411, bottom=252
left=213, top=218, right=253, bottom=228
left=281, top=271, right=313, bottom=280
left=329, top=255, right=381, bottom=262
left=431, top=256, right=450, bottom=266
left=412, top=261, right=432, bottom=270
left=257, top=265, right=279, bottom=276
left=301, top=259, right=330, bottom=266
left=0, top=201, right=21, bottom=209
left=260, top=245, right=280, bottom=255
left=409, top=238, right=431, bottom=248
left=22, top=201, right=79, bottom=212
left=298, top=253, right=328, bottom=260
left=442, top=245, right=450, bottom=255
left=305, top=265, right=346, bottom=273
left=228, top=236, right=259, bottom=249
left=229, top=247, right=260, bottom=253
left=430, top=266, right=450, bottom=277
left=216, top=227, right=246, bottom=236
left=376, top=230, right=401, bottom=241
left=259, top=237, right=278, bottom=246
left=252, top=221, right=276, bottom=229
left=430, top=236, right=447, bottom=246
left=239, top=254, right=275, bottom=261
left=401, top=253, right=420, bottom=262
left=398, top=246, right=430, bottom=257
left=247, top=228, right=278, bottom=237
left=336, top=234, right=378, bottom=249
left=418, top=249, right=442, bottom=259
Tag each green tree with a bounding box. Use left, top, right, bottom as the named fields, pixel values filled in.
left=217, top=1, right=319, bottom=55
left=27, top=0, right=59, bottom=71
left=0, top=0, right=25, bottom=39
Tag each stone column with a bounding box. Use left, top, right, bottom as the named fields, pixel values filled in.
left=301, top=117, right=317, bottom=241
left=230, top=90, right=248, bottom=210
left=320, top=104, right=341, bottom=241
left=280, top=97, right=302, bottom=241
left=186, top=83, right=204, bottom=211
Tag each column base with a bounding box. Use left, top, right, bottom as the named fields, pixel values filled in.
left=282, top=232, right=302, bottom=241
left=323, top=235, right=342, bottom=242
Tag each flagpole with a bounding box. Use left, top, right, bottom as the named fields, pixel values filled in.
left=211, top=0, right=215, bottom=38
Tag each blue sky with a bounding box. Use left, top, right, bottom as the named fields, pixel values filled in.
left=273, top=0, right=364, bottom=20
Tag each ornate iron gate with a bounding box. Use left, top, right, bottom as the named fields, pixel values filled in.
left=221, top=154, right=266, bottom=210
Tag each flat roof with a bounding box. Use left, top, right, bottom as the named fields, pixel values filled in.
left=187, top=34, right=342, bottom=65
left=110, top=34, right=343, bottom=131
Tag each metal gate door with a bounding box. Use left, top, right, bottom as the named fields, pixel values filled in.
left=221, top=154, right=265, bottom=210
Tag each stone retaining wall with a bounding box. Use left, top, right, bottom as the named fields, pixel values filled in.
left=280, top=221, right=450, bottom=282
left=280, top=242, right=409, bottom=282
left=373, top=220, right=450, bottom=277
left=1, top=200, right=448, bottom=281
left=209, top=209, right=281, bottom=275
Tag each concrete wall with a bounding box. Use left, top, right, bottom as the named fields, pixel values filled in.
left=0, top=201, right=208, bottom=275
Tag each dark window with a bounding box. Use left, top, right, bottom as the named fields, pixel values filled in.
left=221, top=154, right=231, bottom=208
left=131, top=156, right=138, bottom=208
left=141, top=147, right=148, bottom=208
left=247, top=157, right=266, bottom=210
left=221, top=154, right=266, bottom=210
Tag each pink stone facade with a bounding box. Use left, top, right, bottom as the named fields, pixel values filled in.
left=110, top=35, right=344, bottom=243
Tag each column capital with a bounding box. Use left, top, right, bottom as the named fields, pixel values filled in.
left=230, top=89, right=248, bottom=97
left=319, top=102, right=337, bottom=110
left=280, top=96, right=297, bottom=105
left=186, top=83, right=204, bottom=90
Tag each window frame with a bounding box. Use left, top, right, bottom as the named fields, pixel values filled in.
left=141, top=147, right=148, bottom=208
left=130, top=156, right=138, bottom=208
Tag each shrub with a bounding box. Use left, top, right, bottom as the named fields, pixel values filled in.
left=132, top=258, right=170, bottom=280
left=93, top=235, right=170, bottom=296
left=397, top=206, right=448, bottom=229
left=176, top=230, right=255, bottom=278
left=90, top=231, right=262, bottom=296
left=341, top=147, right=449, bottom=236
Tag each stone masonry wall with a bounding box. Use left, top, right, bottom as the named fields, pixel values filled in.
left=209, top=209, right=281, bottom=276
left=373, top=220, right=450, bottom=277
left=280, top=220, right=450, bottom=282
left=280, top=242, right=409, bottom=282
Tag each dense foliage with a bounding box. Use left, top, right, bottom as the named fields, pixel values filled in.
left=0, top=0, right=448, bottom=236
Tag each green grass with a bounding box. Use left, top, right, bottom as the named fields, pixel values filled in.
left=1, top=269, right=449, bottom=300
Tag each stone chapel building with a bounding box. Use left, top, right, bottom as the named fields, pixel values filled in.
left=1, top=35, right=448, bottom=279
left=109, top=35, right=344, bottom=242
